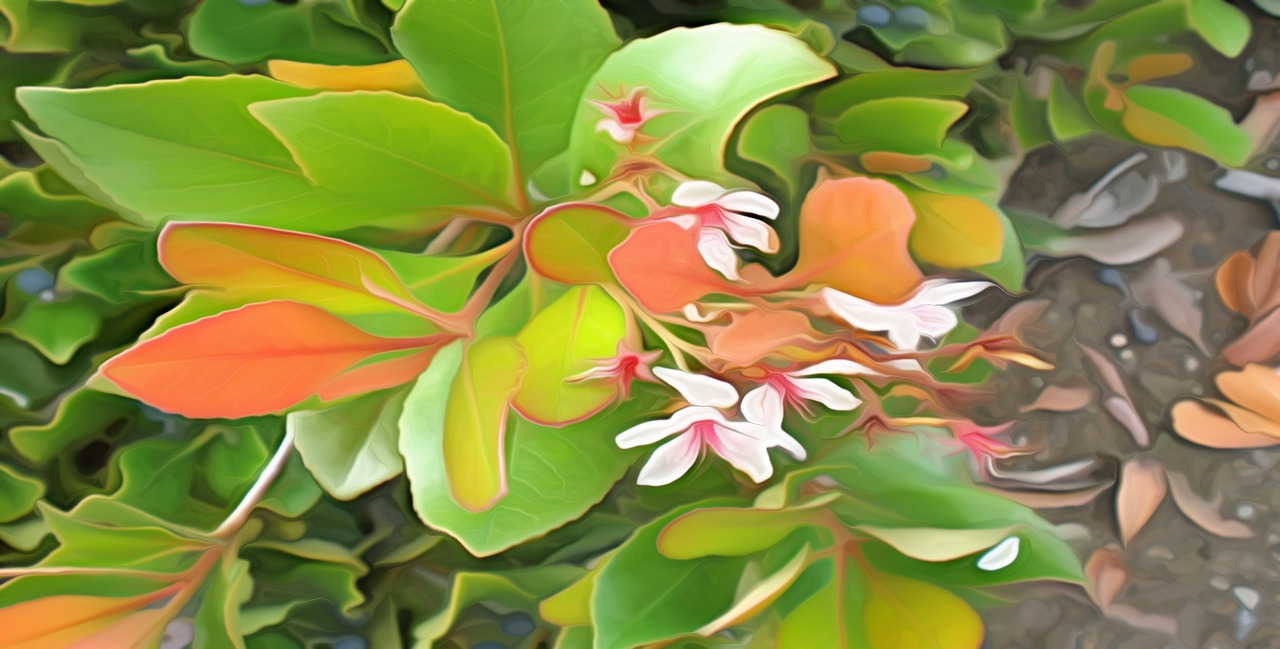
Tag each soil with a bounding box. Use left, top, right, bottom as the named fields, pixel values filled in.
left=975, top=134, right=1280, bottom=646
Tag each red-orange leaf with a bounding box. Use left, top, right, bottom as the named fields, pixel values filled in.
left=608, top=221, right=739, bottom=313
left=780, top=176, right=922, bottom=303
left=316, top=348, right=441, bottom=403
left=102, top=301, right=439, bottom=418
left=158, top=222, right=441, bottom=321
left=0, top=587, right=174, bottom=647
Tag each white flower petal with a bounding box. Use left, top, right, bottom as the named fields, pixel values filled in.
left=696, top=229, right=742, bottom=281
left=637, top=431, right=701, bottom=486
left=717, top=190, right=780, bottom=219
left=908, top=279, right=994, bottom=307
left=718, top=212, right=778, bottom=253
left=791, top=359, right=885, bottom=377
left=595, top=119, right=634, bottom=143
left=708, top=423, right=774, bottom=482
left=904, top=304, right=959, bottom=341
left=671, top=180, right=729, bottom=207
left=740, top=386, right=806, bottom=460
left=615, top=406, right=707, bottom=448
left=653, top=367, right=740, bottom=408
left=740, top=385, right=784, bottom=428
left=822, top=288, right=923, bottom=351
left=976, top=536, right=1020, bottom=571
left=788, top=377, right=861, bottom=411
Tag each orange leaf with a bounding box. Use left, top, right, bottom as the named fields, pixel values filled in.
left=316, top=348, right=440, bottom=402
left=1170, top=400, right=1280, bottom=449
left=608, top=221, right=739, bottom=313
left=267, top=59, right=427, bottom=95
left=159, top=222, right=441, bottom=322
left=0, top=588, right=172, bottom=646
left=102, top=301, right=439, bottom=418
left=782, top=176, right=921, bottom=302
left=706, top=310, right=824, bottom=366
left=1115, top=458, right=1166, bottom=544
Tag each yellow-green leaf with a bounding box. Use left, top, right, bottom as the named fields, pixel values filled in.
left=443, top=337, right=526, bottom=511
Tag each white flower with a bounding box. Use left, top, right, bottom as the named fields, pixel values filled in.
left=821, top=279, right=994, bottom=351
left=753, top=360, right=871, bottom=420
left=615, top=367, right=804, bottom=486
left=669, top=181, right=780, bottom=281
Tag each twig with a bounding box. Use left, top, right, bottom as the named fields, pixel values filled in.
left=211, top=426, right=297, bottom=540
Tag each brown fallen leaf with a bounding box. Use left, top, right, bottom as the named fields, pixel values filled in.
left=1216, top=232, right=1280, bottom=365
left=1020, top=383, right=1095, bottom=413
left=980, top=481, right=1113, bottom=509
left=1080, top=344, right=1151, bottom=447
left=1130, top=257, right=1209, bottom=354
left=1170, top=364, right=1280, bottom=449
left=1165, top=470, right=1254, bottom=539
left=1084, top=546, right=1179, bottom=635
left=1042, top=213, right=1184, bottom=265
left=1115, top=458, right=1167, bottom=545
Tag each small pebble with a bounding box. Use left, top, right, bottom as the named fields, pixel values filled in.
left=1096, top=268, right=1127, bottom=291
left=473, top=643, right=506, bottom=649
left=500, top=613, right=536, bottom=636
left=334, top=637, right=366, bottom=649
left=1127, top=309, right=1159, bottom=345
left=1183, top=355, right=1200, bottom=373
left=1210, top=576, right=1231, bottom=591
left=1265, top=157, right=1280, bottom=172
left=1118, top=348, right=1135, bottom=363
left=13, top=267, right=54, bottom=296
left=856, top=4, right=893, bottom=27
left=1237, top=503, right=1257, bottom=520
left=1233, top=586, right=1261, bottom=610
left=1146, top=545, right=1175, bottom=560
left=1109, top=333, right=1129, bottom=348
left=1192, top=244, right=1214, bottom=263
left=36, top=289, right=56, bottom=303
left=895, top=6, right=930, bottom=28
left=579, top=169, right=596, bottom=186
left=1234, top=607, right=1258, bottom=641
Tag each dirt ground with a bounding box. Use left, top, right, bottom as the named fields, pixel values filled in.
left=973, top=134, right=1280, bottom=648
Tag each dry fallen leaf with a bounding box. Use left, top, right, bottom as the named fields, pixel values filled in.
left=1130, top=257, right=1209, bottom=354
left=1080, top=344, right=1151, bottom=447
left=1020, top=383, right=1095, bottom=413
left=1042, top=213, right=1184, bottom=265
left=1171, top=364, right=1280, bottom=449
left=1084, top=546, right=1179, bottom=635
left=1165, top=470, right=1254, bottom=539
left=1115, top=458, right=1167, bottom=545
left=1216, top=232, right=1280, bottom=366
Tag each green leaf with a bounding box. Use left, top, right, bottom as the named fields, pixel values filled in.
left=187, top=0, right=391, bottom=65
left=248, top=91, right=520, bottom=224
left=8, top=390, right=140, bottom=464
left=0, top=464, right=44, bottom=523
left=412, top=568, right=576, bottom=647
left=592, top=501, right=749, bottom=649
left=524, top=203, right=632, bottom=284
left=15, top=77, right=389, bottom=233
left=1185, top=0, right=1250, bottom=58
left=862, top=571, right=982, bottom=649
left=568, top=23, right=835, bottom=184
left=439, top=336, right=526, bottom=511
left=194, top=557, right=254, bottom=649
left=833, top=97, right=969, bottom=154
left=657, top=507, right=822, bottom=560
left=288, top=388, right=408, bottom=501
left=814, top=69, right=978, bottom=116
left=775, top=558, right=869, bottom=649
left=381, top=246, right=507, bottom=312
left=401, top=345, right=659, bottom=555
left=0, top=294, right=102, bottom=364
left=1121, top=85, right=1251, bottom=166
left=392, top=0, right=620, bottom=182
left=736, top=104, right=812, bottom=195
left=513, top=285, right=627, bottom=425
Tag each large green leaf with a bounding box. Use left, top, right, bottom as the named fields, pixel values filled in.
left=1120, top=85, right=1251, bottom=167
left=513, top=285, right=627, bottom=425
left=400, top=343, right=658, bottom=555
left=187, top=0, right=391, bottom=65
left=567, top=23, right=834, bottom=185
left=248, top=91, right=520, bottom=223
left=392, top=0, right=620, bottom=184
left=288, top=388, right=409, bottom=501
left=15, top=77, right=379, bottom=233
left=0, top=464, right=44, bottom=523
